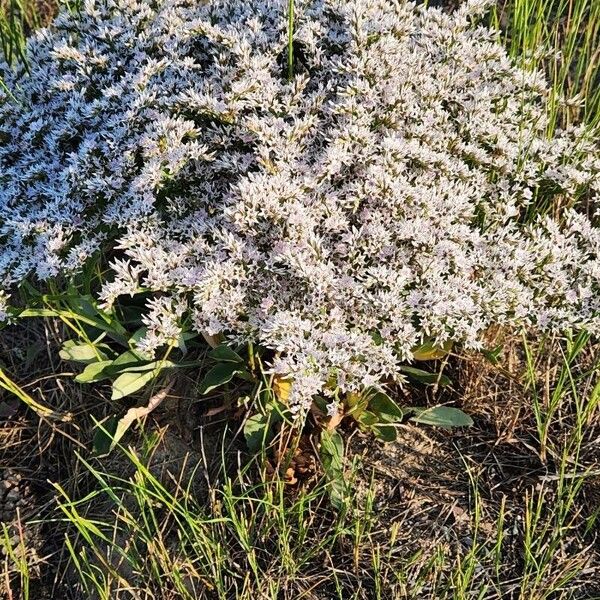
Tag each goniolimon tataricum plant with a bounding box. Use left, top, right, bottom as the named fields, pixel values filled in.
left=0, top=0, right=598, bottom=500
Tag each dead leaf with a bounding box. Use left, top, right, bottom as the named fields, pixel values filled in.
left=326, top=410, right=344, bottom=431
left=111, top=382, right=174, bottom=449
left=272, top=375, right=292, bottom=403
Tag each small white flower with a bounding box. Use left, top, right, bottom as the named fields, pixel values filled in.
left=0, top=0, right=598, bottom=412
left=326, top=402, right=340, bottom=418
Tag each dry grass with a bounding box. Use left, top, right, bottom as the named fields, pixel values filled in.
left=1, top=321, right=599, bottom=599
left=1, top=0, right=600, bottom=598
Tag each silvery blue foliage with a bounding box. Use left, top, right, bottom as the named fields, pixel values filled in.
left=0, top=0, right=599, bottom=411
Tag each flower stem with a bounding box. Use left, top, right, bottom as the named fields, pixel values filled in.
left=287, top=0, right=294, bottom=80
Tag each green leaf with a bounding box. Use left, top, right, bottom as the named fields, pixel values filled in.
left=67, top=295, right=128, bottom=336
left=75, top=360, right=113, bottom=383
left=357, top=410, right=397, bottom=442
left=18, top=296, right=128, bottom=344
left=18, top=308, right=59, bottom=318
left=197, top=362, right=247, bottom=395
left=244, top=412, right=270, bottom=452
left=345, top=391, right=368, bottom=418
left=481, top=344, right=503, bottom=365
left=66, top=295, right=100, bottom=319
left=411, top=340, right=453, bottom=361
left=371, top=423, right=397, bottom=442
left=591, top=378, right=600, bottom=404
left=129, top=327, right=148, bottom=347
left=209, top=344, right=244, bottom=363
left=115, top=360, right=177, bottom=373
left=357, top=410, right=378, bottom=426
left=105, top=349, right=152, bottom=375
left=174, top=331, right=198, bottom=355
left=320, top=430, right=344, bottom=465
left=93, top=416, right=119, bottom=455
left=400, top=366, right=451, bottom=386
left=18, top=281, right=43, bottom=300
left=409, top=406, right=473, bottom=429
left=59, top=341, right=111, bottom=364
left=111, top=369, right=161, bottom=400
left=320, top=430, right=348, bottom=510
left=368, top=391, right=403, bottom=422
left=370, top=330, right=384, bottom=346
left=312, top=396, right=329, bottom=414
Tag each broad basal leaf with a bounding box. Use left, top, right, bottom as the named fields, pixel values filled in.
left=197, top=362, right=248, bottom=395
left=111, top=369, right=161, bottom=400
left=371, top=423, right=397, bottom=442
left=409, top=406, right=473, bottom=428
left=357, top=410, right=397, bottom=442
left=93, top=416, right=119, bottom=455
left=411, top=340, right=453, bottom=361
left=59, top=340, right=111, bottom=364
left=368, top=391, right=403, bottom=421
left=345, top=391, right=368, bottom=418
left=75, top=360, right=113, bottom=383
left=105, top=349, right=152, bottom=375
left=320, top=429, right=348, bottom=510
left=244, top=412, right=271, bottom=452
left=208, top=344, right=244, bottom=364
left=400, top=366, right=451, bottom=387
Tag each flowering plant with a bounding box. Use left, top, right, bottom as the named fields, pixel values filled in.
left=0, top=0, right=599, bottom=415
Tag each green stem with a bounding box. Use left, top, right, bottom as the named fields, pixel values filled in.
left=287, top=0, right=294, bottom=81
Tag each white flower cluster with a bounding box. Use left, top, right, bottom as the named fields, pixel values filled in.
left=1, top=0, right=599, bottom=412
